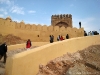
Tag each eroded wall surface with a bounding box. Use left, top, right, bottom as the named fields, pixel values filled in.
left=5, top=35, right=100, bottom=75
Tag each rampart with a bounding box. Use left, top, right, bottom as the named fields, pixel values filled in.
left=5, top=35, right=100, bottom=75
left=0, top=17, right=84, bottom=42
left=8, top=42, right=49, bottom=51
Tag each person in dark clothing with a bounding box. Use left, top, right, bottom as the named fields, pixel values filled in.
left=49, top=35, right=53, bottom=43
left=66, top=34, right=69, bottom=39
left=0, top=42, right=7, bottom=63
left=84, top=31, right=87, bottom=36
left=52, top=35, right=54, bottom=42
left=26, top=39, right=32, bottom=49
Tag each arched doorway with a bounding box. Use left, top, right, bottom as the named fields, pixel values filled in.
left=56, top=22, right=68, bottom=28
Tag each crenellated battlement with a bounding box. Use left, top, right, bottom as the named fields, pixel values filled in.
left=52, top=14, right=72, bottom=19
left=0, top=17, right=81, bottom=32
left=51, top=14, right=72, bottom=28
left=0, top=16, right=84, bottom=42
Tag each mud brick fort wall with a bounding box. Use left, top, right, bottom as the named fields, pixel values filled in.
left=6, top=35, right=100, bottom=75
left=0, top=14, right=84, bottom=42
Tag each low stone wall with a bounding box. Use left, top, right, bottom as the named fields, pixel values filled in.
left=5, top=35, right=100, bottom=75
left=8, top=42, right=49, bottom=50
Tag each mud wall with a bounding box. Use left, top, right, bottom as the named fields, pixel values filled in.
left=5, top=35, right=100, bottom=75
left=8, top=42, right=49, bottom=51
left=0, top=18, right=84, bottom=42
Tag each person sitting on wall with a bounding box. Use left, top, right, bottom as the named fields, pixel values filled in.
left=26, top=39, right=32, bottom=50
left=66, top=34, right=69, bottom=39
left=0, top=42, right=7, bottom=63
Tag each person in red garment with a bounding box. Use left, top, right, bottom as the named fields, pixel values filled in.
left=26, top=39, right=32, bottom=50
left=60, top=36, right=64, bottom=41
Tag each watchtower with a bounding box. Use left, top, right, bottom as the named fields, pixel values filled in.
left=51, top=14, right=72, bottom=28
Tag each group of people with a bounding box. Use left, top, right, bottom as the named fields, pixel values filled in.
left=84, top=31, right=99, bottom=36
left=57, top=35, right=64, bottom=41
left=0, top=34, right=69, bottom=63
left=49, top=34, right=69, bottom=43
left=57, top=34, right=69, bottom=41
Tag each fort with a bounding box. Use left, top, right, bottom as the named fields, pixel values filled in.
left=0, top=14, right=100, bottom=75
left=0, top=14, right=84, bottom=42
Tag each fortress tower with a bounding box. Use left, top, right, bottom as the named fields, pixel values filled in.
left=51, top=14, right=72, bottom=28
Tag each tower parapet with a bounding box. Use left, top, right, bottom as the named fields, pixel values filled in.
left=20, top=20, right=25, bottom=24
left=51, top=14, right=72, bottom=28
left=52, top=14, right=72, bottom=19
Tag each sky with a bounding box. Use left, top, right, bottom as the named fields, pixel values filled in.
left=0, top=0, right=100, bottom=33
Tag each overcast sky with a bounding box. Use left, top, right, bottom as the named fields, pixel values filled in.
left=0, top=0, right=100, bottom=33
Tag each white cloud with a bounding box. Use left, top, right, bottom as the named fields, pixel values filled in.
left=10, top=6, right=25, bottom=15
left=28, top=10, right=36, bottom=14
left=0, top=0, right=25, bottom=15
left=0, top=14, right=4, bottom=17
left=0, top=0, right=13, bottom=6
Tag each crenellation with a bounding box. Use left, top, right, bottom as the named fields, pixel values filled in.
left=48, top=26, right=53, bottom=31
left=15, top=23, right=21, bottom=29
left=66, top=14, right=68, bottom=17
left=36, top=24, right=42, bottom=31
left=20, top=24, right=26, bottom=29
left=31, top=24, right=37, bottom=31
left=26, top=24, right=31, bottom=30
left=0, top=19, right=4, bottom=26
left=42, top=25, right=48, bottom=31
left=51, top=14, right=72, bottom=27
left=0, top=16, right=84, bottom=42
left=60, top=26, right=65, bottom=32
left=68, top=14, right=72, bottom=18
left=63, top=14, right=66, bottom=17
left=5, top=20, right=10, bottom=26
left=6, top=16, right=12, bottom=21
left=10, top=21, right=15, bottom=26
